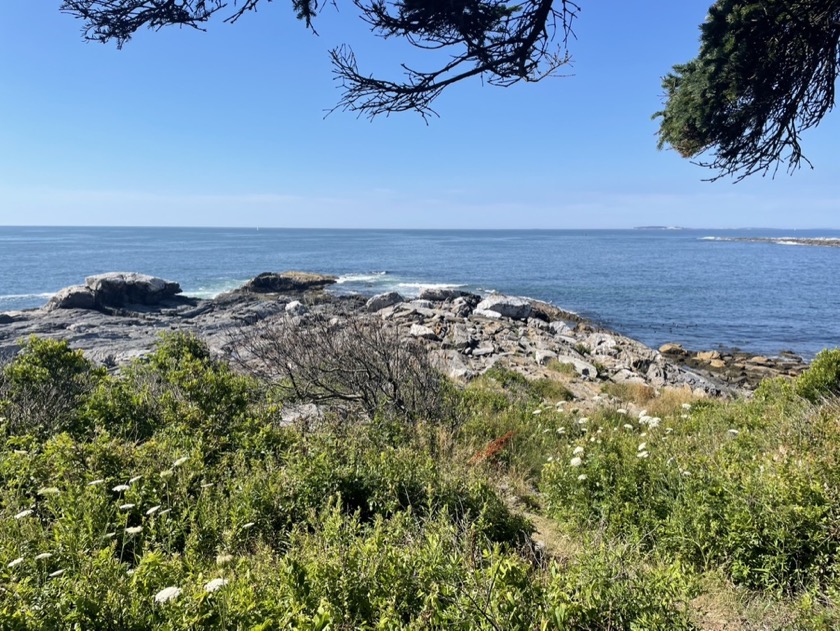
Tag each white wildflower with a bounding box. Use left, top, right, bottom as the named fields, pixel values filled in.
left=646, top=417, right=661, bottom=429
left=159, top=509, right=171, bottom=516
left=623, top=424, right=633, bottom=430
left=204, top=578, right=229, bottom=593
left=37, top=487, right=59, bottom=496
left=547, top=456, right=554, bottom=463
left=146, top=505, right=161, bottom=516
left=681, top=403, right=692, bottom=410
left=7, top=557, right=24, bottom=568
left=154, top=586, right=182, bottom=604
left=556, top=427, right=566, bottom=435
left=665, top=427, right=674, bottom=434
left=728, top=429, right=739, bottom=436
left=638, top=410, right=648, bottom=419
left=125, top=526, right=143, bottom=535
left=637, top=442, right=647, bottom=451
left=570, top=457, right=583, bottom=468
left=680, top=414, right=689, bottom=420
left=637, top=451, right=649, bottom=459
left=103, top=532, right=116, bottom=539
left=112, top=484, right=130, bottom=492
left=572, top=446, right=585, bottom=456
left=173, top=457, right=189, bottom=468
left=14, top=509, right=34, bottom=520
left=577, top=417, right=589, bottom=425
left=681, top=470, right=692, bottom=477
left=577, top=474, right=587, bottom=481
left=201, top=483, right=214, bottom=489
left=617, top=408, right=628, bottom=415
left=129, top=476, right=142, bottom=484
left=49, top=569, right=65, bottom=578
left=119, top=504, right=136, bottom=511
left=13, top=449, right=27, bottom=455
left=532, top=409, right=542, bottom=415
left=34, top=553, right=52, bottom=561
left=241, top=522, right=255, bottom=530
left=87, top=479, right=105, bottom=487
left=160, top=470, right=174, bottom=480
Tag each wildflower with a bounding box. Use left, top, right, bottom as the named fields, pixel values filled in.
left=728, top=429, right=739, bottom=436
left=87, top=479, right=105, bottom=486
left=129, top=476, right=142, bottom=484
left=665, top=427, right=674, bottom=434
left=146, top=505, right=161, bottom=516
left=547, top=456, right=554, bottom=462
left=216, top=553, right=234, bottom=566
left=638, top=410, right=648, bottom=418
left=241, top=522, right=255, bottom=530
left=173, top=457, right=189, bottom=468
left=572, top=446, right=585, bottom=456
left=623, top=424, right=633, bottom=430
left=154, top=586, right=182, bottom=604
left=37, top=487, right=59, bottom=497
left=13, top=449, right=27, bottom=455
left=159, top=509, right=171, bottom=516
left=577, top=474, right=588, bottom=481
left=14, top=509, right=34, bottom=520
left=681, top=403, right=692, bottom=410
left=127, top=569, right=136, bottom=576
left=637, top=451, right=649, bottom=459
left=681, top=470, right=691, bottom=477
left=204, top=578, right=229, bottom=593
left=570, top=457, right=583, bottom=468
left=34, top=553, right=52, bottom=561
left=532, top=409, right=542, bottom=415
left=103, top=532, right=116, bottom=539
left=577, top=417, right=589, bottom=425
left=7, top=557, right=24, bottom=568
left=637, top=442, right=647, bottom=451
left=556, top=427, right=566, bottom=435
left=48, top=569, right=65, bottom=578
left=680, top=413, right=689, bottom=419
left=119, top=504, right=136, bottom=511
left=617, top=408, right=628, bottom=415
left=647, top=417, right=661, bottom=429
left=201, top=483, right=214, bottom=489
left=112, top=484, right=130, bottom=492
left=160, top=470, right=174, bottom=480
left=125, top=526, right=143, bottom=535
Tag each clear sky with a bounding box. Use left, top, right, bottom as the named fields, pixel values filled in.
left=1, top=1, right=838, bottom=229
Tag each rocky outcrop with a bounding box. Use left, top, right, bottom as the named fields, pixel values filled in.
left=474, top=295, right=532, bottom=320
left=236, top=271, right=337, bottom=294
left=1, top=271, right=808, bottom=397
left=45, top=273, right=181, bottom=311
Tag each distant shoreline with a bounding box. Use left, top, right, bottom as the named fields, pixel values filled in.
left=700, top=236, right=840, bottom=248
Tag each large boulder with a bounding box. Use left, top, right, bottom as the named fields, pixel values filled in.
left=474, top=295, right=532, bottom=320
left=366, top=291, right=404, bottom=312
left=44, top=285, right=96, bottom=311
left=45, top=273, right=181, bottom=311
left=85, top=272, right=182, bottom=307
left=418, top=287, right=474, bottom=302
left=239, top=271, right=337, bottom=294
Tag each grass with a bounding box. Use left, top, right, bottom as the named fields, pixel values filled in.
left=1, top=335, right=839, bottom=628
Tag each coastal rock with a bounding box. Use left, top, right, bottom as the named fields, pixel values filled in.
left=285, top=301, right=308, bottom=317
left=237, top=271, right=337, bottom=294
left=85, top=272, right=182, bottom=307
left=418, top=288, right=474, bottom=302
left=474, top=295, right=532, bottom=320
left=555, top=356, right=599, bottom=380
left=44, top=286, right=96, bottom=311
left=410, top=323, right=439, bottom=341
left=535, top=349, right=558, bottom=365
left=366, top=291, right=404, bottom=312
left=696, top=350, right=722, bottom=361
left=659, top=343, right=687, bottom=356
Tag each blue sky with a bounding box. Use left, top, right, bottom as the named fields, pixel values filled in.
left=1, top=1, right=838, bottom=229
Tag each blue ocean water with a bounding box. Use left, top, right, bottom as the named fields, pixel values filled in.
left=2, top=226, right=839, bottom=358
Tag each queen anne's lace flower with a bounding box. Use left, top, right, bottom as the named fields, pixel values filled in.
left=154, top=586, right=182, bottom=604
left=204, top=578, right=229, bottom=593
left=570, top=457, right=583, bottom=467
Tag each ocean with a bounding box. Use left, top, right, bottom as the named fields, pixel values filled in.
left=2, top=226, right=839, bottom=359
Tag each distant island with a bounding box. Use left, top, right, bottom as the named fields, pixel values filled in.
left=701, top=236, right=840, bottom=248
left=633, top=226, right=688, bottom=230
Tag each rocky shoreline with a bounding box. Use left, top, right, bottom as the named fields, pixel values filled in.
left=0, top=271, right=808, bottom=398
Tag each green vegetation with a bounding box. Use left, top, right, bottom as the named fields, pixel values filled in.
left=1, top=334, right=840, bottom=628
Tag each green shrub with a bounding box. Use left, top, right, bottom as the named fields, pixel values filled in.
left=0, top=337, right=104, bottom=438
left=796, top=348, right=840, bottom=402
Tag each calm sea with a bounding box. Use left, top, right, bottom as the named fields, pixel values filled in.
left=2, top=226, right=839, bottom=359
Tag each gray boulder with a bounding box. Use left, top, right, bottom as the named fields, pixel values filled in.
left=285, top=300, right=308, bottom=316
left=44, top=285, right=96, bottom=311
left=474, top=295, right=532, bottom=320
left=366, top=291, right=404, bottom=312
left=238, top=271, right=337, bottom=294
left=85, top=272, right=181, bottom=307
left=418, top=287, right=472, bottom=302
left=410, top=323, right=439, bottom=341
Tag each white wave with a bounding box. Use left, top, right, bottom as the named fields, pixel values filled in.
left=183, top=279, right=249, bottom=299
left=0, top=292, right=54, bottom=302
left=699, top=236, right=730, bottom=241
left=335, top=272, right=388, bottom=284
left=774, top=240, right=809, bottom=246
